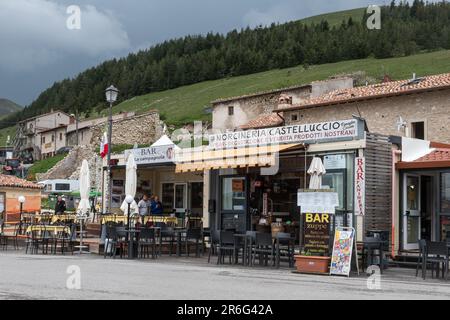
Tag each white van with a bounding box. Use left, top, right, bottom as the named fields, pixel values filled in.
left=38, top=179, right=80, bottom=194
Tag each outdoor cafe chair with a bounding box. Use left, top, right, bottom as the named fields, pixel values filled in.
left=25, top=224, right=46, bottom=255
left=182, top=228, right=203, bottom=257
left=0, top=223, right=7, bottom=250
left=138, top=228, right=158, bottom=259
left=103, top=224, right=126, bottom=259
left=207, top=229, right=220, bottom=263
left=274, top=232, right=295, bottom=268
left=252, top=232, right=275, bottom=267
left=4, top=223, right=21, bottom=250
left=159, top=224, right=176, bottom=256
left=426, top=241, right=449, bottom=280
left=362, top=237, right=387, bottom=274
left=53, top=226, right=74, bottom=255
left=217, top=231, right=235, bottom=265
left=245, top=231, right=257, bottom=266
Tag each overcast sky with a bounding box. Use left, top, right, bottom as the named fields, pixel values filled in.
left=0, top=0, right=392, bottom=106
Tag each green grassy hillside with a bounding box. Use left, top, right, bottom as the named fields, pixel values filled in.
left=0, top=99, right=22, bottom=116
left=300, top=8, right=365, bottom=26
left=109, top=50, right=450, bottom=126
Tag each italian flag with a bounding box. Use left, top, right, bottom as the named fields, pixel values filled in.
left=100, top=132, right=108, bottom=158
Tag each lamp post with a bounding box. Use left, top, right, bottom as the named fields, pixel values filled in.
left=125, top=195, right=134, bottom=233
left=105, top=85, right=119, bottom=213
left=125, top=195, right=134, bottom=259
left=18, top=196, right=25, bottom=234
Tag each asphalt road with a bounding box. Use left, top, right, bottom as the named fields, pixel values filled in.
left=0, top=252, right=449, bottom=300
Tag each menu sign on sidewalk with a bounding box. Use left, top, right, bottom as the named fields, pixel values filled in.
left=303, top=213, right=331, bottom=256
left=330, top=227, right=356, bottom=277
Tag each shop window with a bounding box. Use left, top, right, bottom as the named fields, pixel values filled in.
left=222, top=177, right=245, bottom=211
left=411, top=121, right=425, bottom=140
left=162, top=183, right=174, bottom=211
left=441, top=173, right=450, bottom=213
left=228, top=106, right=234, bottom=116
left=322, top=171, right=345, bottom=210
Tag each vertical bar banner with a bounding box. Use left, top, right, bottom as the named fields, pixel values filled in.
left=354, top=157, right=365, bottom=216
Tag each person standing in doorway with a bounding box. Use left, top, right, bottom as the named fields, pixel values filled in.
left=138, top=194, right=150, bottom=224
left=151, top=195, right=163, bottom=216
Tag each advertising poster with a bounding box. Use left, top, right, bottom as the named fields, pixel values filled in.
left=330, top=227, right=355, bottom=276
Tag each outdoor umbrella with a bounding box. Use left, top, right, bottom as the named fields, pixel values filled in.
left=307, top=157, right=326, bottom=189
left=78, top=159, right=91, bottom=215
left=120, top=154, right=138, bottom=216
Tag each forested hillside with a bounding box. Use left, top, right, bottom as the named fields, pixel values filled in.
left=2, top=0, right=449, bottom=128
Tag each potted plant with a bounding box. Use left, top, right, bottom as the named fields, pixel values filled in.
left=294, top=250, right=331, bottom=274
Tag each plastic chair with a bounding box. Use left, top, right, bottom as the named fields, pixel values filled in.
left=217, top=231, right=235, bottom=265
left=139, top=228, right=158, bottom=259
left=252, top=232, right=275, bottom=267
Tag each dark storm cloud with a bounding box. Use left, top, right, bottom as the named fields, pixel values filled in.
left=0, top=0, right=387, bottom=106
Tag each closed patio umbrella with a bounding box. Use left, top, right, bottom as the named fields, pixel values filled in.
left=76, top=159, right=90, bottom=254
left=120, top=154, right=138, bottom=216
left=308, top=157, right=326, bottom=189
left=78, top=159, right=91, bottom=215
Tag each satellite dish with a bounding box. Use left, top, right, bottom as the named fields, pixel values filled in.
left=396, top=116, right=407, bottom=132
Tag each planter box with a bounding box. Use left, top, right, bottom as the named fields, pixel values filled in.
left=294, top=255, right=330, bottom=274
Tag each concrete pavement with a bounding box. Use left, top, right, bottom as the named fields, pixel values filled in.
left=0, top=252, right=449, bottom=300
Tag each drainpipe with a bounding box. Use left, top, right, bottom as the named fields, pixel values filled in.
left=392, top=149, right=402, bottom=259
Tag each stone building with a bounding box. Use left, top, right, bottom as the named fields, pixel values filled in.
left=66, top=112, right=136, bottom=147
left=276, top=73, right=450, bottom=143
left=14, top=110, right=74, bottom=162
left=211, top=77, right=353, bottom=131
left=66, top=111, right=161, bottom=148
left=39, top=125, right=68, bottom=158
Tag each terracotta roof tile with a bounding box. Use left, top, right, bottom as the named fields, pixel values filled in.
left=240, top=114, right=284, bottom=130
left=211, top=84, right=311, bottom=104
left=278, top=73, right=450, bottom=111
left=0, top=174, right=43, bottom=189
left=415, top=148, right=450, bottom=162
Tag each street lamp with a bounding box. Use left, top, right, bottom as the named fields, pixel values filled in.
left=105, top=85, right=119, bottom=214
left=18, top=195, right=25, bottom=234
left=125, top=195, right=134, bottom=232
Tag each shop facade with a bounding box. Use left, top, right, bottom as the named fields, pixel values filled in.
left=175, top=118, right=394, bottom=244
left=395, top=139, right=450, bottom=253
left=103, top=139, right=208, bottom=226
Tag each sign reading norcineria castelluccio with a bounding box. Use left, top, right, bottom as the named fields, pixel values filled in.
left=125, top=145, right=175, bottom=165
left=209, top=119, right=358, bottom=149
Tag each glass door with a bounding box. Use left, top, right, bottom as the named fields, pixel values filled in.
left=174, top=183, right=187, bottom=214
left=403, top=174, right=421, bottom=250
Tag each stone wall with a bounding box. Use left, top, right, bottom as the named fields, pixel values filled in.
left=283, top=88, right=450, bottom=143
left=36, top=145, right=100, bottom=186
left=89, top=111, right=162, bottom=147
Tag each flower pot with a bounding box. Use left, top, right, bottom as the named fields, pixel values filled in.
left=294, top=255, right=331, bottom=274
